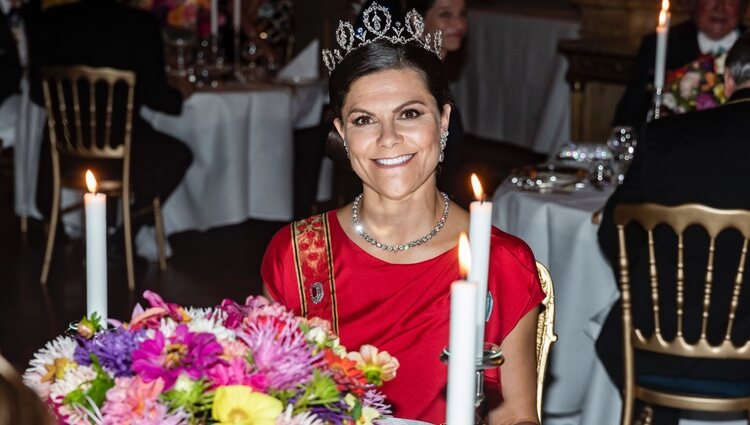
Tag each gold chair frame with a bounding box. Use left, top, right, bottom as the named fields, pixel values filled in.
left=535, top=261, right=558, bottom=423
left=40, top=66, right=167, bottom=290
left=614, top=203, right=750, bottom=425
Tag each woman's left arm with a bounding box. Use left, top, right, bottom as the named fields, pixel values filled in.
left=487, top=308, right=540, bottom=425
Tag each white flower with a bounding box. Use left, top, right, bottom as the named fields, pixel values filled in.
left=173, top=373, right=199, bottom=393
left=663, top=92, right=677, bottom=110
left=679, top=71, right=701, bottom=98
left=23, top=335, right=77, bottom=399
left=184, top=308, right=234, bottom=341
left=276, top=404, right=324, bottom=425
left=158, top=308, right=234, bottom=341
left=49, top=365, right=97, bottom=401
left=306, top=327, right=328, bottom=346
left=715, top=53, right=727, bottom=75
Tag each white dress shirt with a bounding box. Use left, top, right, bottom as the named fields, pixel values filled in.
left=698, top=30, right=740, bottom=54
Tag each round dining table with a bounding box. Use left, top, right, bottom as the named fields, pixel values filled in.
left=492, top=180, right=622, bottom=425
left=493, top=180, right=748, bottom=425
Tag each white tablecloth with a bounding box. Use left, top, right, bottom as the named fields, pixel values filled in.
left=452, top=9, right=579, bottom=154
left=135, top=82, right=325, bottom=257
left=493, top=181, right=620, bottom=424
left=9, top=79, right=46, bottom=221
left=5, top=80, right=326, bottom=250
left=492, top=182, right=748, bottom=425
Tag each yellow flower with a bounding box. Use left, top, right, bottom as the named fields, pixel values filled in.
left=346, top=345, right=400, bottom=384
left=212, top=385, right=283, bottom=425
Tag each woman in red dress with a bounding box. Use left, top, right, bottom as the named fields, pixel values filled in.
left=262, top=7, right=543, bottom=423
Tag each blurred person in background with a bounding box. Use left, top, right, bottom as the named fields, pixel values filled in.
left=0, top=353, right=53, bottom=425
left=0, top=6, right=21, bottom=107
left=613, top=0, right=747, bottom=131
left=30, top=0, right=194, bottom=252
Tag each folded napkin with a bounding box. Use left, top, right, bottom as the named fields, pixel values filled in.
left=277, top=39, right=319, bottom=82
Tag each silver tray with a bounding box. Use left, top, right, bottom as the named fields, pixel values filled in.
left=510, top=164, right=587, bottom=192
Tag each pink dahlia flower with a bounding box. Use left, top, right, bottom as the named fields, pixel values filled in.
left=132, top=325, right=225, bottom=389
left=101, top=376, right=189, bottom=425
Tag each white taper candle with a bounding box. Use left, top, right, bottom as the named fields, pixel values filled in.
left=84, top=170, right=107, bottom=325
left=654, top=2, right=670, bottom=89
left=469, top=174, right=492, bottom=358
left=210, top=0, right=219, bottom=36
left=233, top=0, right=241, bottom=32
left=447, top=234, right=478, bottom=425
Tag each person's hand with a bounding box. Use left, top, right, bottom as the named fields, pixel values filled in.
left=168, top=76, right=195, bottom=100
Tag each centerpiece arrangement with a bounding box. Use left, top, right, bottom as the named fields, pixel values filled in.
left=661, top=53, right=727, bottom=115
left=23, top=291, right=399, bottom=425
left=132, top=0, right=223, bottom=38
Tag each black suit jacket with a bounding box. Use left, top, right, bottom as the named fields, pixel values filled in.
left=28, top=0, right=182, bottom=116
left=597, top=88, right=750, bottom=388
left=613, top=20, right=703, bottom=130
left=0, top=12, right=21, bottom=106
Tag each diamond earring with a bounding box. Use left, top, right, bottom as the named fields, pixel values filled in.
left=343, top=139, right=350, bottom=159
left=439, top=130, right=449, bottom=163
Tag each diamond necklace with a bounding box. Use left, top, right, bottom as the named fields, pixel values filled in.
left=351, top=192, right=450, bottom=252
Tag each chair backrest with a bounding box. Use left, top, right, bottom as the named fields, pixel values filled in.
left=535, top=261, right=557, bottom=422
left=614, top=203, right=750, bottom=360
left=41, top=66, right=136, bottom=165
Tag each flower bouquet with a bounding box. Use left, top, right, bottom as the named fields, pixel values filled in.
left=130, top=0, right=225, bottom=38
left=23, top=291, right=399, bottom=425
left=661, top=53, right=727, bottom=115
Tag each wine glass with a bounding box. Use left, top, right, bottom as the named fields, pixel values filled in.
left=241, top=40, right=262, bottom=81
left=607, top=126, right=638, bottom=183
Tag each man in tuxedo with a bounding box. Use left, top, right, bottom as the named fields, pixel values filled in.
left=613, top=0, right=747, bottom=130
left=597, top=30, right=750, bottom=424
left=30, top=0, right=193, bottom=237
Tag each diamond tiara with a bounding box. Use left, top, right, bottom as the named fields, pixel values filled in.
left=322, top=2, right=443, bottom=74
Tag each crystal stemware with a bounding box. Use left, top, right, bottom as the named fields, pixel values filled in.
left=606, top=126, right=638, bottom=183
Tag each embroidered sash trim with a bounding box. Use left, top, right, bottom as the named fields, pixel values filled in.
left=291, top=213, right=339, bottom=333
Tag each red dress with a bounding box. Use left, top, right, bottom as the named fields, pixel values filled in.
left=261, top=211, right=544, bottom=424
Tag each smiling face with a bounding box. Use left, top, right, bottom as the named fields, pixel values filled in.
left=334, top=68, right=451, bottom=201
left=694, top=0, right=742, bottom=40
left=424, top=0, right=467, bottom=53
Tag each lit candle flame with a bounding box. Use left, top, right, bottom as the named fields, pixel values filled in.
left=471, top=173, right=485, bottom=202
left=658, top=9, right=667, bottom=26
left=85, top=170, right=97, bottom=193
left=661, top=0, right=669, bottom=12
left=458, top=232, right=471, bottom=279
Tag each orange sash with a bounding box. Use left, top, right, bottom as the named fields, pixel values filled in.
left=291, top=214, right=339, bottom=333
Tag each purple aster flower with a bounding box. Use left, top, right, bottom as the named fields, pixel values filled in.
left=74, top=327, right=145, bottom=377
left=696, top=91, right=719, bottom=110
left=131, top=325, right=226, bottom=389
left=310, top=400, right=354, bottom=425
left=363, top=389, right=392, bottom=416
left=237, top=316, right=320, bottom=391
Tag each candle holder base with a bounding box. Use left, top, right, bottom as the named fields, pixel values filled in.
left=441, top=342, right=504, bottom=423
left=652, top=85, right=664, bottom=120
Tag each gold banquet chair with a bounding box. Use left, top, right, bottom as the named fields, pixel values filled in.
left=614, top=203, right=750, bottom=425
left=535, top=261, right=558, bottom=423
left=40, top=66, right=167, bottom=290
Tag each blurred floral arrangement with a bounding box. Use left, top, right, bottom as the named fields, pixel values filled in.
left=662, top=53, right=727, bottom=115
left=23, top=291, right=398, bottom=425
left=130, top=0, right=226, bottom=37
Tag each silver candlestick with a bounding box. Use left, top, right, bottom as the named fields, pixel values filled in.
left=441, top=342, right=504, bottom=424
left=653, top=85, right=664, bottom=120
